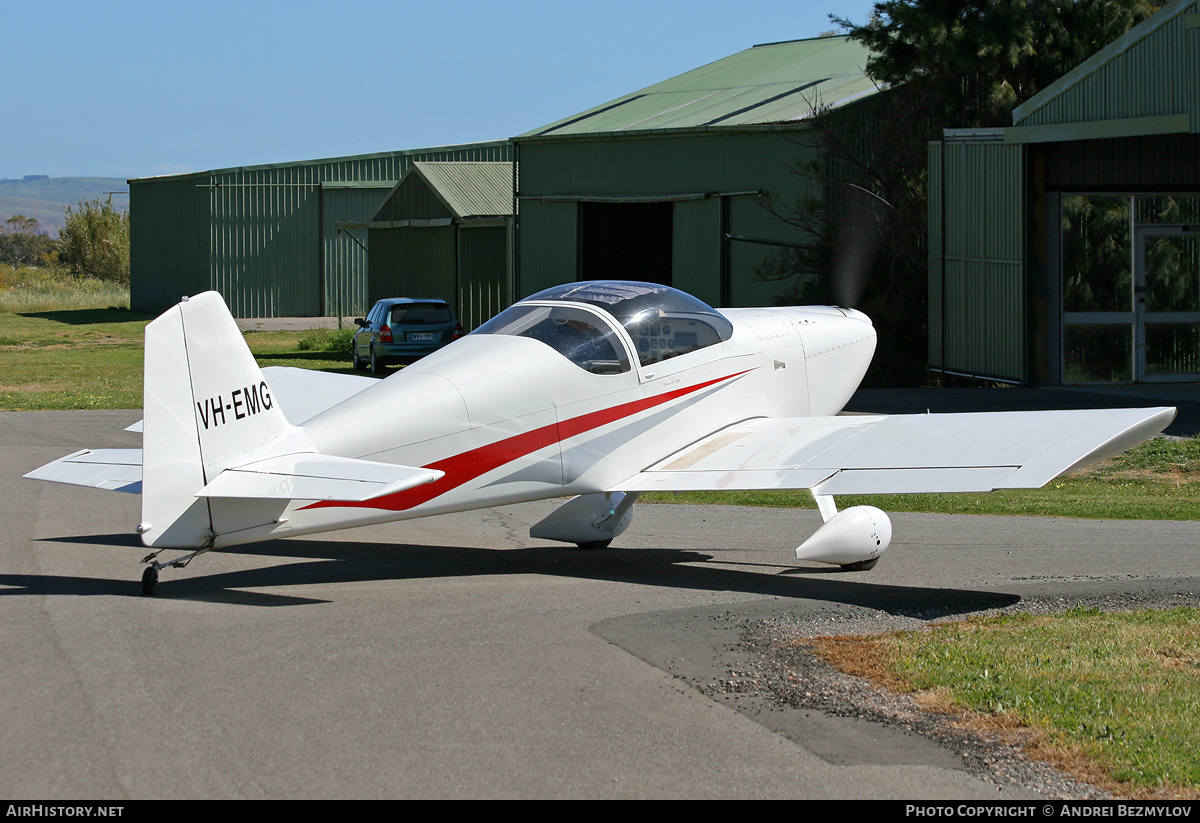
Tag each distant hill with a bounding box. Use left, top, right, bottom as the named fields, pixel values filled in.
left=0, top=176, right=130, bottom=236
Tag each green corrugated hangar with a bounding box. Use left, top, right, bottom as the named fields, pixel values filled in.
left=128, top=35, right=881, bottom=324
left=129, top=142, right=510, bottom=318
left=363, top=161, right=514, bottom=331
left=513, top=35, right=880, bottom=310
left=929, top=0, right=1200, bottom=386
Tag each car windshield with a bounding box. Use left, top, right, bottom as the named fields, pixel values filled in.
left=519, top=281, right=733, bottom=367
left=472, top=304, right=631, bottom=375
left=390, top=304, right=452, bottom=325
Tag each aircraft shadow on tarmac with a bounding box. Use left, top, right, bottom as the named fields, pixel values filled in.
left=14, top=533, right=1021, bottom=615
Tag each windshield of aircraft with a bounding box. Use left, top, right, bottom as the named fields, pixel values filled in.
left=472, top=304, right=632, bottom=374
left=520, top=281, right=734, bottom=367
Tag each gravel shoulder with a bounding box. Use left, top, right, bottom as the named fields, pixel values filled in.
left=597, top=579, right=1200, bottom=800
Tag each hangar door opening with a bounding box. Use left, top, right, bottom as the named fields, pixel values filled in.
left=578, top=202, right=672, bottom=285
left=1061, top=194, right=1200, bottom=383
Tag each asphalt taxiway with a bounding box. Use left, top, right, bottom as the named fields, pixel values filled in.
left=3, top=410, right=1197, bottom=799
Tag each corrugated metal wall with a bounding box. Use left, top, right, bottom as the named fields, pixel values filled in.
left=368, top=225, right=457, bottom=305
left=321, top=184, right=394, bottom=317
left=367, top=224, right=510, bottom=331
left=457, top=225, right=511, bottom=330
left=130, top=142, right=511, bottom=318
left=129, top=171, right=211, bottom=313
left=208, top=165, right=322, bottom=317
left=928, top=141, right=1028, bottom=382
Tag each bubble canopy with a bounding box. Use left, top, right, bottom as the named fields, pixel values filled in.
left=473, top=281, right=734, bottom=371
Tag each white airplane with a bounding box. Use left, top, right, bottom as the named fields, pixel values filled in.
left=25, top=281, right=1175, bottom=595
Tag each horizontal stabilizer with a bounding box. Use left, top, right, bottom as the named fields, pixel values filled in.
left=197, top=453, right=444, bottom=502
left=23, top=449, right=143, bottom=493
left=615, top=407, right=1176, bottom=494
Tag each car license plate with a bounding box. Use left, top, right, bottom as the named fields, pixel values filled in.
left=409, top=332, right=436, bottom=341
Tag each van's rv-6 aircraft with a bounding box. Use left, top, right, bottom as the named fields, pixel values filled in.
left=26, top=281, right=1175, bottom=595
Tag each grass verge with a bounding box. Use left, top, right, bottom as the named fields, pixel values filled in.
left=0, top=304, right=369, bottom=410
left=807, top=607, right=1200, bottom=798
left=0, top=266, right=128, bottom=313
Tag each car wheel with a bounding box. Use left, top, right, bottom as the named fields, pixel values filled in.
left=370, top=345, right=387, bottom=375
left=351, top=342, right=365, bottom=370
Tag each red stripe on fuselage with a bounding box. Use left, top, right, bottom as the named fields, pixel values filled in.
left=302, top=369, right=752, bottom=513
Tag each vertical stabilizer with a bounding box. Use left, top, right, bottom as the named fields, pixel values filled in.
left=140, top=292, right=291, bottom=548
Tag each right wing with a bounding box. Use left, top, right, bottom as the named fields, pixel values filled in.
left=613, top=407, right=1176, bottom=495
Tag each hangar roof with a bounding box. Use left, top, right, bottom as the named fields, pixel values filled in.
left=1012, top=0, right=1199, bottom=136
left=411, top=162, right=513, bottom=218
left=521, top=35, right=878, bottom=139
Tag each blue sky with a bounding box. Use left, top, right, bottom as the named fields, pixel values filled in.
left=4, top=1, right=880, bottom=181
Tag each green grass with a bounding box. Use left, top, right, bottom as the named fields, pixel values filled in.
left=0, top=272, right=369, bottom=409
left=814, top=607, right=1200, bottom=797
left=0, top=319, right=370, bottom=410
left=0, top=265, right=129, bottom=312
left=0, top=306, right=150, bottom=408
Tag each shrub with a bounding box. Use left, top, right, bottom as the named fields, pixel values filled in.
left=58, top=197, right=130, bottom=284
left=296, top=326, right=355, bottom=353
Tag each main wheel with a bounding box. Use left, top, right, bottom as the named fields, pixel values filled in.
left=351, top=343, right=365, bottom=371
left=141, top=566, right=158, bottom=596
left=576, top=539, right=612, bottom=550
left=839, top=557, right=880, bottom=572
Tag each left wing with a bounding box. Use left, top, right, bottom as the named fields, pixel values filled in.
left=613, top=407, right=1176, bottom=495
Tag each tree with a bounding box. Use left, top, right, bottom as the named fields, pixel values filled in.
left=57, top=196, right=130, bottom=283
left=761, top=0, right=1159, bottom=385
left=0, top=215, right=56, bottom=268
left=835, top=0, right=1159, bottom=131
